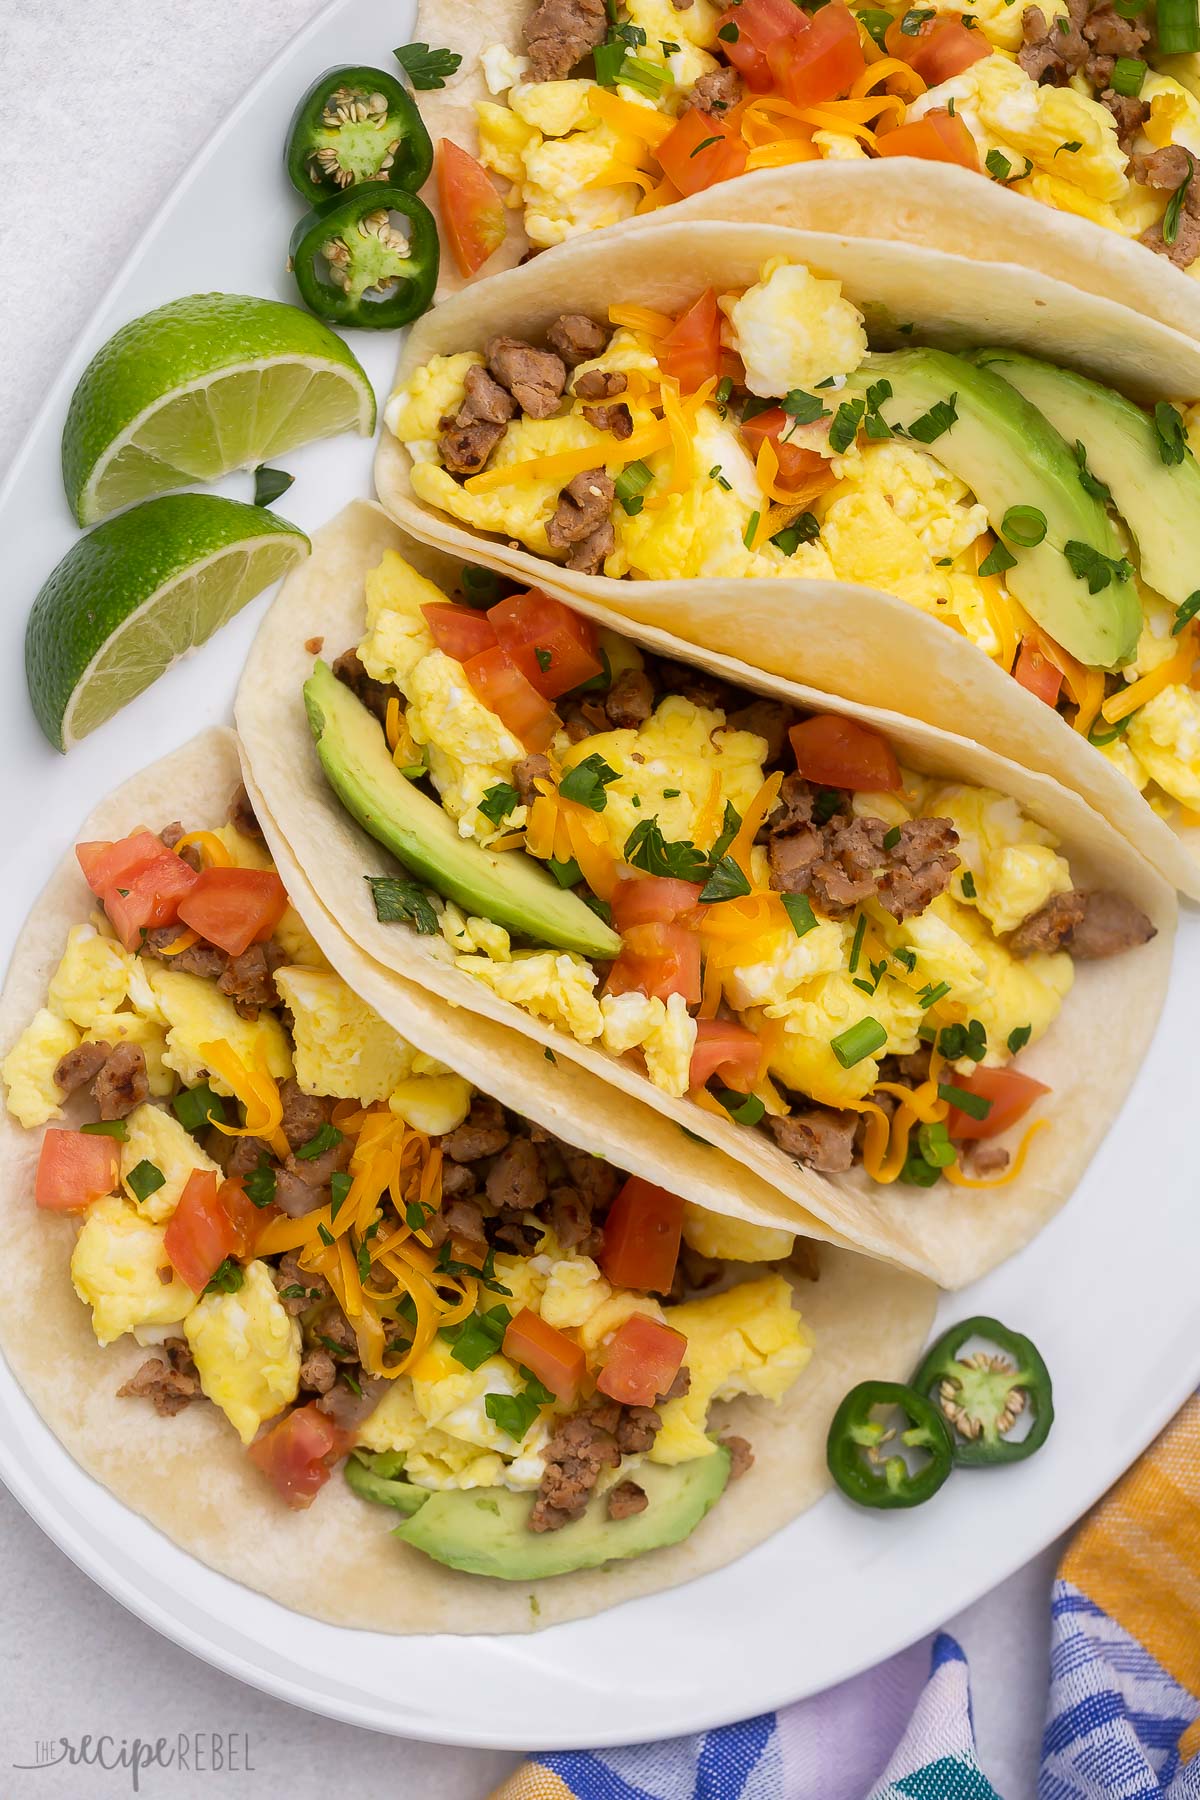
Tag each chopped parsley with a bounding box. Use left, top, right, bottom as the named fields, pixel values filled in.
left=812, top=787, right=844, bottom=825
left=1008, top=1023, right=1033, bottom=1053
left=126, top=1159, right=165, bottom=1203
left=900, top=6, right=935, bottom=28
left=711, top=800, right=742, bottom=862
left=535, top=647, right=553, bottom=673
left=559, top=752, right=619, bottom=811
left=367, top=874, right=440, bottom=934
left=1163, top=154, right=1196, bottom=248
left=718, top=19, right=740, bottom=37
left=329, top=1172, right=353, bottom=1219
left=1172, top=591, right=1200, bottom=635
left=906, top=393, right=958, bottom=443
left=782, top=892, right=818, bottom=938
left=882, top=824, right=901, bottom=851
left=772, top=513, right=821, bottom=555
left=172, top=1082, right=226, bottom=1133
left=857, top=6, right=895, bottom=45
left=394, top=41, right=462, bottom=87
left=782, top=388, right=830, bottom=424
left=244, top=1159, right=277, bottom=1208
left=1074, top=440, right=1111, bottom=503
left=1063, top=540, right=1133, bottom=593
left=486, top=1369, right=555, bottom=1441
left=294, top=1122, right=343, bottom=1162
left=698, top=854, right=752, bottom=903
left=203, top=1258, right=244, bottom=1296
left=479, top=782, right=520, bottom=827
left=829, top=398, right=866, bottom=453
left=623, top=818, right=709, bottom=882
left=1154, top=401, right=1188, bottom=466
left=937, top=1018, right=987, bottom=1062
left=978, top=540, right=1017, bottom=578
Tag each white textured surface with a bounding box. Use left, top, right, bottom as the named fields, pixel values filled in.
left=0, top=2, right=1056, bottom=1792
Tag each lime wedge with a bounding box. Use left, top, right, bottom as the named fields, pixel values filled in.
left=62, top=294, right=376, bottom=525
left=26, top=494, right=310, bottom=750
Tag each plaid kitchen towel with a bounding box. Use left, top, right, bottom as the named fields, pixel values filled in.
left=491, top=1395, right=1200, bottom=1800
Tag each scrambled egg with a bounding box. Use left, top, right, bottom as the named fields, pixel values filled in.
left=271, top=964, right=418, bottom=1103
left=409, top=411, right=613, bottom=557
left=356, top=549, right=439, bottom=689
left=71, top=1197, right=194, bottom=1346
left=923, top=0, right=1067, bottom=52
left=388, top=1073, right=473, bottom=1135
left=439, top=901, right=513, bottom=961
left=406, top=650, right=527, bottom=843
left=385, top=352, right=479, bottom=460
left=756, top=969, right=925, bottom=1107
left=144, top=966, right=292, bottom=1094
left=456, top=950, right=605, bottom=1040
left=562, top=696, right=768, bottom=856
left=935, top=897, right=1073, bottom=1060
left=119, top=1102, right=221, bottom=1223
left=721, top=919, right=846, bottom=1012
left=912, top=55, right=1127, bottom=211
left=2, top=1009, right=81, bottom=1128
left=1127, top=685, right=1200, bottom=808
left=46, top=924, right=133, bottom=1028
left=539, top=1254, right=612, bottom=1329
left=599, top=991, right=697, bottom=1097
left=650, top=1276, right=812, bottom=1464
left=925, top=784, right=1073, bottom=934
left=185, top=1260, right=301, bottom=1444
left=720, top=260, right=868, bottom=397
left=680, top=1205, right=795, bottom=1263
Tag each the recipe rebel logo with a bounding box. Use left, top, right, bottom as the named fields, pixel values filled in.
left=12, top=1732, right=256, bottom=1791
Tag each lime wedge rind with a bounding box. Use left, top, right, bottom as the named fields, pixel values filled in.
left=26, top=494, right=310, bottom=751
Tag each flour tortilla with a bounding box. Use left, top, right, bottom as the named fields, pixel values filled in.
left=410, top=0, right=1200, bottom=341
left=373, top=217, right=1200, bottom=896
left=0, top=728, right=937, bottom=1632
left=235, top=501, right=1175, bottom=1290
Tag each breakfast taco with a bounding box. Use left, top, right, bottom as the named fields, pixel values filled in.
left=0, top=727, right=936, bottom=1631
left=234, top=500, right=1173, bottom=1290
left=410, top=0, right=1200, bottom=341
left=373, top=219, right=1200, bottom=897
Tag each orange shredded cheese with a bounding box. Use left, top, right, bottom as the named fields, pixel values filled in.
left=587, top=162, right=660, bottom=195
left=945, top=1118, right=1050, bottom=1187
left=727, top=772, right=784, bottom=876
left=174, top=830, right=232, bottom=868
left=586, top=88, right=674, bottom=148
left=1101, top=626, right=1196, bottom=724
left=384, top=696, right=401, bottom=752
left=156, top=928, right=200, bottom=957
left=745, top=140, right=821, bottom=170
left=465, top=417, right=672, bottom=494
left=202, top=1040, right=290, bottom=1160
left=607, top=303, right=676, bottom=337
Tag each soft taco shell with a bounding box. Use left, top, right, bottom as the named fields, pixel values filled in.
left=0, top=727, right=936, bottom=1632
left=373, top=218, right=1200, bottom=896
left=235, top=501, right=1175, bottom=1289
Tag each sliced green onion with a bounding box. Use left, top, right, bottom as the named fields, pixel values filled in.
left=985, top=148, right=1012, bottom=180
left=831, top=1017, right=887, bottom=1069
left=743, top=510, right=761, bottom=548
left=937, top=1081, right=992, bottom=1121
left=848, top=911, right=866, bottom=972
left=615, top=461, right=653, bottom=516
left=1157, top=0, right=1199, bottom=56
left=81, top=1119, right=128, bottom=1140
left=715, top=1087, right=766, bottom=1126
left=917, top=1120, right=957, bottom=1167
left=1110, top=55, right=1147, bottom=94
left=619, top=53, right=668, bottom=96
left=919, top=980, right=951, bottom=1009
left=594, top=39, right=625, bottom=83
left=1173, top=590, right=1200, bottom=635
left=1001, top=504, right=1047, bottom=546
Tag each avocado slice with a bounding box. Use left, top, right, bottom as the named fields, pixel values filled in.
left=304, top=659, right=621, bottom=960
left=969, top=348, right=1200, bottom=615
left=344, top=1451, right=429, bottom=1515
left=843, top=348, right=1142, bottom=668
left=381, top=1449, right=731, bottom=1580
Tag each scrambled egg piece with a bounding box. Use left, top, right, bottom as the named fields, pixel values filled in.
left=1127, top=685, right=1200, bottom=808
left=510, top=79, right=595, bottom=135
left=71, top=1197, right=194, bottom=1346
left=539, top=1255, right=612, bottom=1330
left=756, top=971, right=925, bottom=1107
left=439, top=901, right=512, bottom=961
left=385, top=352, right=479, bottom=457
left=650, top=1276, right=812, bottom=1464
left=681, top=1205, right=795, bottom=1263
left=480, top=45, right=530, bottom=94
left=937, top=897, right=1074, bottom=1060
left=271, top=964, right=416, bottom=1103
left=456, top=950, right=604, bottom=1040
left=600, top=992, right=697, bottom=1097
left=924, top=784, right=1073, bottom=935
left=120, top=1103, right=221, bottom=1223
left=563, top=696, right=768, bottom=857
left=46, top=924, right=132, bottom=1029
left=144, top=967, right=292, bottom=1094
left=812, top=128, right=869, bottom=160
left=928, top=0, right=1067, bottom=52
left=2, top=1009, right=80, bottom=1128
left=83, top=1012, right=173, bottom=1098
left=357, top=1374, right=532, bottom=1493
left=721, top=259, right=868, bottom=397
left=1128, top=590, right=1181, bottom=680
left=912, top=55, right=1127, bottom=206
left=410, top=1340, right=545, bottom=1457
left=406, top=650, right=527, bottom=843
left=388, top=1073, right=473, bottom=1135
left=185, top=1260, right=301, bottom=1444
left=356, top=549, right=439, bottom=689
left=477, top=99, right=538, bottom=192
left=408, top=411, right=612, bottom=557
left=722, top=919, right=846, bottom=1012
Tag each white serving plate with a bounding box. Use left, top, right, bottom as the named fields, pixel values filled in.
left=0, top=0, right=1195, bottom=1751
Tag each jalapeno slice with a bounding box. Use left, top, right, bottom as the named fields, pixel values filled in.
left=826, top=1380, right=954, bottom=1509
left=286, top=65, right=433, bottom=205
left=912, top=1315, right=1054, bottom=1467
left=290, top=187, right=439, bottom=329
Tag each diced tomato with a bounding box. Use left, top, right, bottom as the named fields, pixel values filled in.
left=605, top=920, right=702, bottom=1004
left=768, top=4, right=865, bottom=106
left=611, top=874, right=704, bottom=932
left=34, top=1129, right=119, bottom=1212
left=487, top=591, right=602, bottom=698
left=177, top=867, right=289, bottom=959
left=503, top=1306, right=586, bottom=1406
left=437, top=138, right=506, bottom=278
left=943, top=1065, right=1051, bottom=1141
left=78, top=831, right=200, bottom=950
left=163, top=1169, right=240, bottom=1292
left=597, top=1313, right=688, bottom=1407
left=876, top=108, right=980, bottom=172
left=462, top=645, right=559, bottom=749
left=421, top=601, right=498, bottom=662
left=247, top=1403, right=351, bottom=1510
left=788, top=714, right=902, bottom=791
left=715, top=0, right=808, bottom=90
left=1013, top=638, right=1064, bottom=709
left=656, top=107, right=748, bottom=198
left=217, top=1175, right=282, bottom=1255
left=76, top=831, right=166, bottom=897
left=659, top=288, right=723, bottom=393
left=884, top=16, right=989, bottom=82
left=600, top=1176, right=685, bottom=1293
left=689, top=1017, right=762, bottom=1092
left=740, top=407, right=837, bottom=496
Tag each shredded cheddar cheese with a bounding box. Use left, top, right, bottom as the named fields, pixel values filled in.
left=202, top=1039, right=290, bottom=1160
left=945, top=1118, right=1051, bottom=1187
left=1102, top=625, right=1197, bottom=724
left=174, top=830, right=232, bottom=869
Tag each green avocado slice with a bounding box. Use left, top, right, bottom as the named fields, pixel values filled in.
left=344, top=1451, right=429, bottom=1515
left=843, top=347, right=1142, bottom=669
left=304, top=659, right=621, bottom=960
left=969, top=348, right=1200, bottom=615
left=349, top=1448, right=732, bottom=1580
